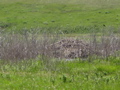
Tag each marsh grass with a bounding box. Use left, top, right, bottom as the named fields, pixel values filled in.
left=0, top=28, right=120, bottom=61
left=0, top=57, right=120, bottom=90
left=0, top=0, right=120, bottom=89
left=0, top=36, right=120, bottom=89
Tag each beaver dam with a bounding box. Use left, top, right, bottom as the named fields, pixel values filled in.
left=48, top=38, right=90, bottom=59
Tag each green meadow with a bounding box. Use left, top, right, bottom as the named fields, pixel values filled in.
left=0, top=0, right=120, bottom=90
left=0, top=58, right=120, bottom=90
left=0, top=0, right=120, bottom=33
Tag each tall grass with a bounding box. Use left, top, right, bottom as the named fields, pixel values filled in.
left=0, top=28, right=120, bottom=90
left=0, top=56, right=120, bottom=90
left=0, top=28, right=120, bottom=61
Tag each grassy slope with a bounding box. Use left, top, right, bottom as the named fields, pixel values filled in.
left=0, top=0, right=120, bottom=31
left=0, top=58, right=120, bottom=90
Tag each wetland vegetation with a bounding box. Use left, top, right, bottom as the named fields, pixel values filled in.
left=0, top=0, right=120, bottom=90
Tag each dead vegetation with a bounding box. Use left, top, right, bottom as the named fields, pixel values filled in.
left=0, top=30, right=120, bottom=61
left=48, top=38, right=90, bottom=59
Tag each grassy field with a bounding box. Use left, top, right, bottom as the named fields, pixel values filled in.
left=0, top=0, right=120, bottom=90
left=0, top=58, right=120, bottom=90
left=0, top=0, right=120, bottom=33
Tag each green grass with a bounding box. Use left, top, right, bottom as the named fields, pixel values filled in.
left=0, top=0, right=120, bottom=33
left=0, top=58, right=120, bottom=90
left=0, top=0, right=120, bottom=89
